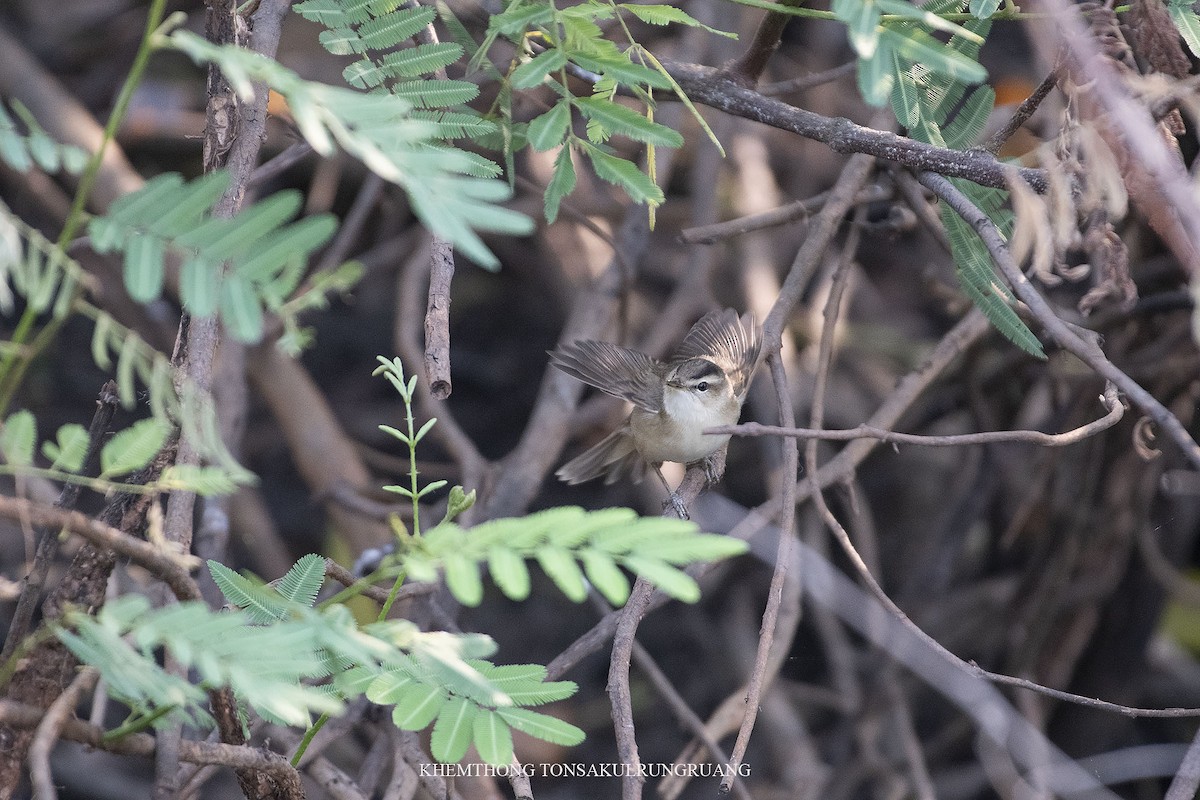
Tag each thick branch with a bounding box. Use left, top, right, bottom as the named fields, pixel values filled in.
left=663, top=61, right=1048, bottom=193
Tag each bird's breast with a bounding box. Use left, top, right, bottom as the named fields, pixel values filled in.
left=629, top=389, right=737, bottom=464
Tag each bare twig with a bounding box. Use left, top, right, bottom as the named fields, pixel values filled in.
left=763, top=153, right=876, bottom=350
left=721, top=353, right=799, bottom=791
left=727, top=205, right=859, bottom=791
left=316, top=173, right=385, bottom=275
left=1166, top=726, right=1200, bottom=800
left=711, top=383, right=1123, bottom=446
left=395, top=234, right=489, bottom=500
left=0, top=496, right=201, bottom=602
left=982, top=70, right=1059, bottom=155
left=323, top=558, right=435, bottom=605
left=2, top=382, right=120, bottom=661
left=608, top=577, right=656, bottom=800
left=725, top=0, right=804, bottom=83
left=760, top=61, right=857, bottom=95
left=972, top=664, right=1200, bottom=718
left=679, top=185, right=889, bottom=245
left=586, top=592, right=753, bottom=800
left=248, top=141, right=315, bottom=188
left=29, top=667, right=99, bottom=800
left=0, top=698, right=302, bottom=792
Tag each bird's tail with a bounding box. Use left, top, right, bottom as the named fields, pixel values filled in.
left=556, top=427, right=646, bottom=485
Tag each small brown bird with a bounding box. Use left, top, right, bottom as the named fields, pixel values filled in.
left=549, top=309, right=761, bottom=518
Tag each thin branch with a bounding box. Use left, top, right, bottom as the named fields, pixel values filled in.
left=1166, top=725, right=1200, bottom=800
left=248, top=141, right=315, bottom=188
left=2, top=381, right=120, bottom=661
left=29, top=667, right=99, bottom=800
left=972, top=664, right=1200, bottom=718
left=919, top=170, right=1200, bottom=470
left=323, top=558, right=435, bottom=605
left=608, top=577, right=656, bottom=800
left=0, top=496, right=202, bottom=603
left=763, top=152, right=876, bottom=350
left=760, top=61, right=857, bottom=95
left=711, top=383, right=1123, bottom=446
left=0, top=698, right=302, bottom=790
left=729, top=205, right=859, bottom=790
left=395, top=234, right=489, bottom=501
left=722, top=353, right=799, bottom=791
left=982, top=69, right=1059, bottom=154
left=679, top=185, right=889, bottom=245
left=316, top=173, right=384, bottom=275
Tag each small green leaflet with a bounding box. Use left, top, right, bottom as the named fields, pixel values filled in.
left=0, top=410, right=35, bottom=467
left=573, top=97, right=684, bottom=148
left=544, top=146, right=576, bottom=224
left=528, top=102, right=571, bottom=151
left=1169, top=1, right=1200, bottom=58
left=496, top=707, right=584, bottom=746
left=431, top=696, right=476, bottom=762
left=580, top=143, right=664, bottom=206
left=158, top=465, right=238, bottom=496
left=617, top=4, right=737, bottom=38
left=472, top=709, right=514, bottom=765
left=42, top=423, right=89, bottom=473
left=99, top=417, right=171, bottom=478
left=512, top=48, right=567, bottom=89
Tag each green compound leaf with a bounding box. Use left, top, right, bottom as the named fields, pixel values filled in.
left=157, top=465, right=238, bottom=496
left=512, top=47, right=568, bottom=89
left=275, top=553, right=327, bottom=608
left=1169, top=3, right=1200, bottom=58
left=443, top=550, right=484, bottom=607
left=536, top=546, right=588, bottom=602
left=618, top=4, right=737, bottom=37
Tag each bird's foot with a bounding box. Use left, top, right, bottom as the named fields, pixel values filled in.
left=662, top=492, right=691, bottom=520
left=701, top=450, right=727, bottom=486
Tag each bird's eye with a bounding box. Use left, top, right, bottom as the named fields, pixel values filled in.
left=696, top=381, right=709, bottom=392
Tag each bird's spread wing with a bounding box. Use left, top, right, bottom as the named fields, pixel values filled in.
left=671, top=309, right=761, bottom=397
left=549, top=340, right=664, bottom=411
